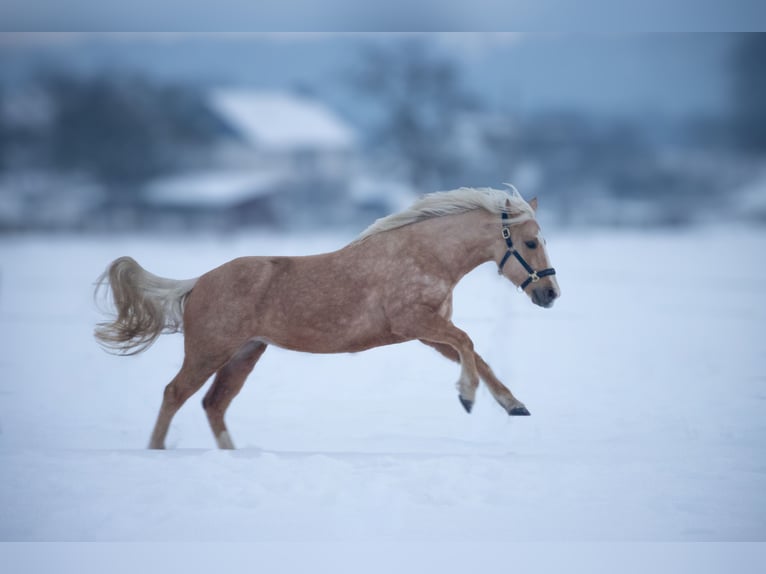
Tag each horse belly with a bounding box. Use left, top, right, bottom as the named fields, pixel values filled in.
left=270, top=331, right=406, bottom=354
left=260, top=303, right=404, bottom=354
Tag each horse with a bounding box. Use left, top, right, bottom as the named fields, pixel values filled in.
left=94, top=186, right=560, bottom=449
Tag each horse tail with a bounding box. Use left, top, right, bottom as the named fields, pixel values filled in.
left=94, top=256, right=198, bottom=355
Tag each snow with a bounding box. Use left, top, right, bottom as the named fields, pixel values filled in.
left=0, top=227, right=765, bottom=546
left=211, top=89, right=356, bottom=151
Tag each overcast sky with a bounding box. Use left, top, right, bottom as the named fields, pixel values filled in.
left=1, top=1, right=765, bottom=31
left=0, top=33, right=737, bottom=123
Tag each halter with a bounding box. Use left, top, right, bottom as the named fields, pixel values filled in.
left=497, top=212, right=557, bottom=290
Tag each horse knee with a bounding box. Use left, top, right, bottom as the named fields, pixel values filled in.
left=202, top=372, right=237, bottom=416
left=202, top=385, right=222, bottom=414
left=163, top=382, right=186, bottom=408
left=456, top=333, right=474, bottom=354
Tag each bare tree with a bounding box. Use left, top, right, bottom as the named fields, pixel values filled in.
left=731, top=34, right=766, bottom=153
left=44, top=72, right=232, bottom=200
left=350, top=39, right=479, bottom=190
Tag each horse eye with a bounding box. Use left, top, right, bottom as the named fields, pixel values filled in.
left=525, top=240, right=538, bottom=249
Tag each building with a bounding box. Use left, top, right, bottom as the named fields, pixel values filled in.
left=143, top=89, right=359, bottom=230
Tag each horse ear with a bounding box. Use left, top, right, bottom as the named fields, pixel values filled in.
left=529, top=197, right=538, bottom=212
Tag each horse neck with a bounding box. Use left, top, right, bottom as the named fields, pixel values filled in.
left=403, top=210, right=497, bottom=282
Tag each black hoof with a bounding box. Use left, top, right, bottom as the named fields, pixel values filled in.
left=458, top=396, right=474, bottom=413
left=508, top=405, right=531, bottom=416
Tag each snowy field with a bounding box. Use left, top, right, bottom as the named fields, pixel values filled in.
left=0, top=227, right=765, bottom=551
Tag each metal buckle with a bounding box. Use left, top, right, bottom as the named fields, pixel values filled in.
left=501, top=227, right=511, bottom=239
left=529, top=272, right=540, bottom=283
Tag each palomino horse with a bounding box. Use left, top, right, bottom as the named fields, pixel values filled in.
left=95, top=186, right=560, bottom=449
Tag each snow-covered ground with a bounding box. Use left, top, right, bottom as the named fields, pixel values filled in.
left=0, top=227, right=765, bottom=544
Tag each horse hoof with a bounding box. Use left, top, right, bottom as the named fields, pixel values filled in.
left=458, top=396, right=474, bottom=413
left=508, top=405, right=531, bottom=416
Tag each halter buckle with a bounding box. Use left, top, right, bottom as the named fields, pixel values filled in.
left=529, top=271, right=540, bottom=283
left=501, top=227, right=511, bottom=240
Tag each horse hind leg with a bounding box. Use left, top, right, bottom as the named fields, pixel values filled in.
left=148, top=358, right=219, bottom=449
left=203, top=340, right=268, bottom=449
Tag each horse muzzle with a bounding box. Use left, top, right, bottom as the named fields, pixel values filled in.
left=531, top=283, right=560, bottom=308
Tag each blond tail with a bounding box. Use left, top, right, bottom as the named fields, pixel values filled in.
left=94, top=256, right=198, bottom=355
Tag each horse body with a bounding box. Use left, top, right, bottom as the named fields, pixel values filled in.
left=186, top=210, right=489, bottom=356
left=95, top=187, right=560, bottom=449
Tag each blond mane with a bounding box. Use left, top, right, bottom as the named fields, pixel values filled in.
left=355, top=185, right=535, bottom=242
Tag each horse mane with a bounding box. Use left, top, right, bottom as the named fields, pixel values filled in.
left=355, top=185, right=535, bottom=242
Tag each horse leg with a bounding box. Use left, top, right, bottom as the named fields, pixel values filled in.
left=202, top=340, right=268, bottom=449
left=473, top=353, right=530, bottom=415
left=420, top=340, right=530, bottom=416
left=394, top=309, right=480, bottom=412
left=148, top=357, right=219, bottom=449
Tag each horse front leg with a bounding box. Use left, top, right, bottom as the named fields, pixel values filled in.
left=420, top=340, right=530, bottom=416
left=392, top=308, right=480, bottom=411
left=473, top=353, right=530, bottom=416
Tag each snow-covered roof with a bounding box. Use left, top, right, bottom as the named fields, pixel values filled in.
left=211, top=89, right=355, bottom=152
left=144, top=170, right=288, bottom=208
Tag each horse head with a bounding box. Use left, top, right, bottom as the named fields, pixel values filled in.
left=496, top=196, right=561, bottom=308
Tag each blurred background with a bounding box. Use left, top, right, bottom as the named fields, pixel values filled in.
left=0, top=32, right=764, bottom=234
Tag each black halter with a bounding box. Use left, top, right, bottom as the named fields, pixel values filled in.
left=497, top=212, right=557, bottom=290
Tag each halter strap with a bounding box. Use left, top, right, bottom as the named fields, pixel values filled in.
left=498, top=212, right=556, bottom=290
